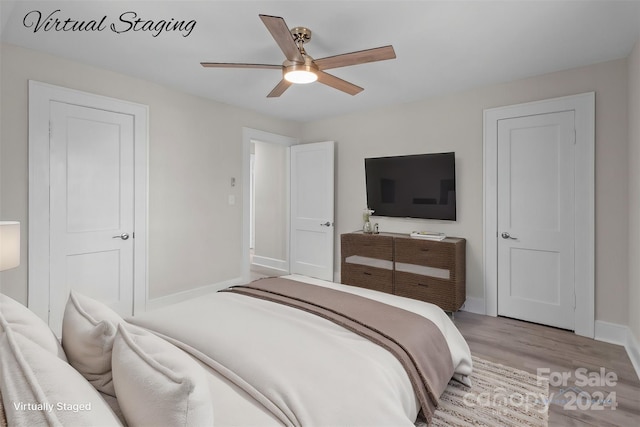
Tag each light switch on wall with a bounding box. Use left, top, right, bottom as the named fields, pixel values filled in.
left=228, top=195, right=235, bottom=205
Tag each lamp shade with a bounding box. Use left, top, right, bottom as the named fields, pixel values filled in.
left=0, top=221, right=20, bottom=271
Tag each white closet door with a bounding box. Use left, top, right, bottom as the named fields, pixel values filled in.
left=49, top=101, right=135, bottom=333
left=497, top=111, right=575, bottom=330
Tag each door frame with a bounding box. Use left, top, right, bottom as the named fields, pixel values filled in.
left=483, top=92, right=595, bottom=337
left=241, top=127, right=298, bottom=283
left=28, top=81, right=149, bottom=322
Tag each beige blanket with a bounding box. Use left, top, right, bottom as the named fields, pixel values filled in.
left=223, top=278, right=454, bottom=422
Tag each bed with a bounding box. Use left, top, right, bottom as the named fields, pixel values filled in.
left=0, top=274, right=472, bottom=426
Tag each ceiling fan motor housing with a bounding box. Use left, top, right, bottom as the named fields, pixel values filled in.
left=290, top=27, right=312, bottom=45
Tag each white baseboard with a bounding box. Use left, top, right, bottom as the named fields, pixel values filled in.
left=594, top=320, right=629, bottom=345
left=595, top=320, right=640, bottom=381
left=145, top=277, right=243, bottom=312
left=624, top=328, right=640, bottom=381
left=251, top=255, right=288, bottom=273
left=625, top=328, right=640, bottom=379
left=461, top=296, right=486, bottom=315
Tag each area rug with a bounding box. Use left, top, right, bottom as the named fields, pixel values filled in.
left=416, top=356, right=549, bottom=427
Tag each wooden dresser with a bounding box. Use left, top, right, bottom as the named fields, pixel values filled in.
left=340, top=232, right=466, bottom=312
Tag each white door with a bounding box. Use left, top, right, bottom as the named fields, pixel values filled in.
left=290, top=141, right=335, bottom=280
left=48, top=101, right=135, bottom=333
left=497, top=111, right=575, bottom=330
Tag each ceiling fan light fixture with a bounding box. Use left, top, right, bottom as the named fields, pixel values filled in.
left=285, top=69, right=317, bottom=84
left=284, top=61, right=318, bottom=84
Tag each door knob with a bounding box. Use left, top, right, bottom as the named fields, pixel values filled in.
left=501, top=232, right=517, bottom=240
left=320, top=221, right=333, bottom=227
left=113, top=233, right=130, bottom=240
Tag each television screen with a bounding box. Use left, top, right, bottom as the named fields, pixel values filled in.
left=365, top=152, right=456, bottom=220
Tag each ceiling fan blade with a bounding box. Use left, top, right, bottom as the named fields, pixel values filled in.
left=316, top=71, right=363, bottom=96
left=267, top=79, right=293, bottom=98
left=201, top=62, right=281, bottom=70
left=259, top=14, right=304, bottom=63
left=315, top=45, right=396, bottom=70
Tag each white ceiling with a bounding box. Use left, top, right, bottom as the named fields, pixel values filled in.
left=2, top=0, right=639, bottom=122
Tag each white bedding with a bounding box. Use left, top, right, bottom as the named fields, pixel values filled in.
left=129, top=275, right=472, bottom=427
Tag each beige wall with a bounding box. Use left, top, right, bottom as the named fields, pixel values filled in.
left=253, top=141, right=288, bottom=262
left=0, top=42, right=635, bottom=328
left=628, top=40, right=640, bottom=342
left=0, top=43, right=301, bottom=303
left=302, top=58, right=630, bottom=325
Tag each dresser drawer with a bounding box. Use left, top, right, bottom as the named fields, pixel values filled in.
left=340, top=263, right=393, bottom=294
left=394, top=238, right=455, bottom=270
left=340, top=232, right=466, bottom=311
left=394, top=271, right=459, bottom=311
left=341, top=233, right=393, bottom=261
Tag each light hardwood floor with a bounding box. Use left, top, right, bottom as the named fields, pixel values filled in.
left=453, top=311, right=640, bottom=426
left=249, top=264, right=284, bottom=281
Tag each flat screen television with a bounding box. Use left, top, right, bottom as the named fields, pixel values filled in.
left=365, top=152, right=456, bottom=221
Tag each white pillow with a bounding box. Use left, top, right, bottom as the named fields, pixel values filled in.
left=112, top=324, right=214, bottom=427
left=0, top=326, right=122, bottom=426
left=61, top=291, right=123, bottom=396
left=0, top=294, right=67, bottom=361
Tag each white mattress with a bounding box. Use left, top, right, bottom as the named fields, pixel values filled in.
left=128, top=274, right=472, bottom=427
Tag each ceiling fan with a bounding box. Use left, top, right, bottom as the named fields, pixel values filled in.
left=200, top=14, right=396, bottom=98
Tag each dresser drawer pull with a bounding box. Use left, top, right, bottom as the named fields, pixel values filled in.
left=363, top=271, right=372, bottom=276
